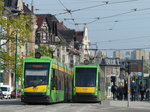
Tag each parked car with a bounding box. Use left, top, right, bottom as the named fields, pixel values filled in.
left=0, top=88, right=4, bottom=99
left=0, top=85, right=11, bottom=99
left=11, top=90, right=21, bottom=98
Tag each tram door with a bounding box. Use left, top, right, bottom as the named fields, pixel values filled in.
left=51, top=69, right=57, bottom=101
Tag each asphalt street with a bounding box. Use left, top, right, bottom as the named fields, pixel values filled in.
left=0, top=99, right=150, bottom=112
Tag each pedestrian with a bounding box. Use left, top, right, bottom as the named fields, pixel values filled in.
left=139, top=81, right=145, bottom=101
left=117, top=83, right=124, bottom=100
left=124, top=82, right=128, bottom=100
left=130, top=80, right=137, bottom=101
left=111, top=82, right=118, bottom=100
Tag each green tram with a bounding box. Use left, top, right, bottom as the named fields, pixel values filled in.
left=73, top=64, right=106, bottom=102
left=21, top=56, right=73, bottom=103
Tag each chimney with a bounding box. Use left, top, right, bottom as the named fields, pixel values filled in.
left=31, top=5, right=34, bottom=13
left=60, top=21, right=64, bottom=26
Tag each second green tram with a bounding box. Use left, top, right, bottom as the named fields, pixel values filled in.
left=73, top=65, right=106, bottom=102
left=21, top=56, right=73, bottom=103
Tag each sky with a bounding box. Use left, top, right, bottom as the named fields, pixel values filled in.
left=23, top=0, right=150, bottom=56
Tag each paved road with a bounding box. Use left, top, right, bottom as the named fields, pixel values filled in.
left=0, top=99, right=150, bottom=112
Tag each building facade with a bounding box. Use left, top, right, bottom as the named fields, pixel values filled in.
left=131, top=49, right=149, bottom=60
left=100, top=57, right=120, bottom=97
left=113, top=50, right=124, bottom=59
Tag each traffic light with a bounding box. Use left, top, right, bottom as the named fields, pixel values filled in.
left=127, top=64, right=131, bottom=74
left=111, top=76, right=116, bottom=82
left=125, top=62, right=131, bottom=74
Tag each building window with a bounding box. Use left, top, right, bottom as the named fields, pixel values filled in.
left=36, top=32, right=41, bottom=44
left=57, top=49, right=60, bottom=58
left=62, top=55, right=65, bottom=63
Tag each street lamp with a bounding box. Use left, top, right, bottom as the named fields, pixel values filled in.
left=124, top=62, right=131, bottom=107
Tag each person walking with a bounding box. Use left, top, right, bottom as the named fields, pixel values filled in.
left=117, top=83, right=124, bottom=100
left=130, top=80, right=137, bottom=101
left=139, top=81, right=145, bottom=101
left=111, top=83, right=118, bottom=100
left=124, top=82, right=128, bottom=100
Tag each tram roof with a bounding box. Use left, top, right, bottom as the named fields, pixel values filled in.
left=74, top=64, right=100, bottom=68
left=24, top=56, right=73, bottom=71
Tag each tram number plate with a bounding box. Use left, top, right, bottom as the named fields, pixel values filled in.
left=33, top=87, right=38, bottom=92
left=83, top=88, right=88, bottom=92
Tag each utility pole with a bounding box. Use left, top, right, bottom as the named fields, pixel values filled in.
left=0, top=26, right=2, bottom=84
left=127, top=62, right=131, bottom=107
left=127, top=73, right=131, bottom=107
left=15, top=33, right=18, bottom=99
left=26, top=40, right=28, bottom=56
left=141, top=56, right=144, bottom=82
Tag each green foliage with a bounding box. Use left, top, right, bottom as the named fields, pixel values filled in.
left=36, top=45, right=54, bottom=58
left=0, top=0, right=32, bottom=78
left=0, top=0, right=31, bottom=46
left=0, top=0, right=4, bottom=15
left=0, top=49, right=23, bottom=78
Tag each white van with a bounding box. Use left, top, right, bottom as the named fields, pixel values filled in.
left=0, top=85, right=11, bottom=99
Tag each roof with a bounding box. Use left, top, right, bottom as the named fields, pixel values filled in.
left=36, top=14, right=58, bottom=30
left=57, top=22, right=68, bottom=30
left=58, top=29, right=75, bottom=43
left=75, top=31, right=84, bottom=42
left=36, top=15, right=47, bottom=29
left=23, top=3, right=32, bottom=14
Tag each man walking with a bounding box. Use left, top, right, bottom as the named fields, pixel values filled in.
left=111, top=83, right=118, bottom=100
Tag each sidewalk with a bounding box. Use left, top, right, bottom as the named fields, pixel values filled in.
left=109, top=100, right=150, bottom=109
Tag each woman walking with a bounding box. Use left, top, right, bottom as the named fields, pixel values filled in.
left=139, top=81, right=145, bottom=101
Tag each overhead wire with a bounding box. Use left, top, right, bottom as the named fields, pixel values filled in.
left=97, top=46, right=150, bottom=51
left=97, top=35, right=150, bottom=43
left=57, top=0, right=80, bottom=30
left=64, top=7, right=150, bottom=26
left=54, top=0, right=138, bottom=16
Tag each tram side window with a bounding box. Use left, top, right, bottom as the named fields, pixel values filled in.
left=51, top=69, right=57, bottom=90
left=69, top=75, right=72, bottom=91
left=98, top=72, right=101, bottom=91
left=58, top=70, right=65, bottom=90
left=60, top=71, right=64, bottom=90
left=55, top=69, right=60, bottom=90
left=55, top=69, right=63, bottom=90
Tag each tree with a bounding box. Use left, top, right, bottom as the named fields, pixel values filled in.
left=0, top=0, right=32, bottom=78
left=36, top=45, right=54, bottom=58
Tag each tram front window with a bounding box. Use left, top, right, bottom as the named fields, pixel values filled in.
left=24, top=63, right=50, bottom=88
left=76, top=68, right=97, bottom=87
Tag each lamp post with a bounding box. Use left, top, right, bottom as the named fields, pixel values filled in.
left=0, top=26, right=2, bottom=84
left=26, top=40, right=28, bottom=56
left=126, top=62, right=131, bottom=107
left=15, top=33, right=18, bottom=99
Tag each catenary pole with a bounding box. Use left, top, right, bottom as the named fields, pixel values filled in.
left=127, top=62, right=131, bottom=107
left=15, top=33, right=18, bottom=99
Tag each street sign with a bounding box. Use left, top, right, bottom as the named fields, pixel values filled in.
left=138, top=75, right=142, bottom=77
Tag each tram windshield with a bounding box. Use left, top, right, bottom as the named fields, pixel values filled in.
left=75, top=68, right=97, bottom=87
left=24, top=63, right=50, bottom=88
